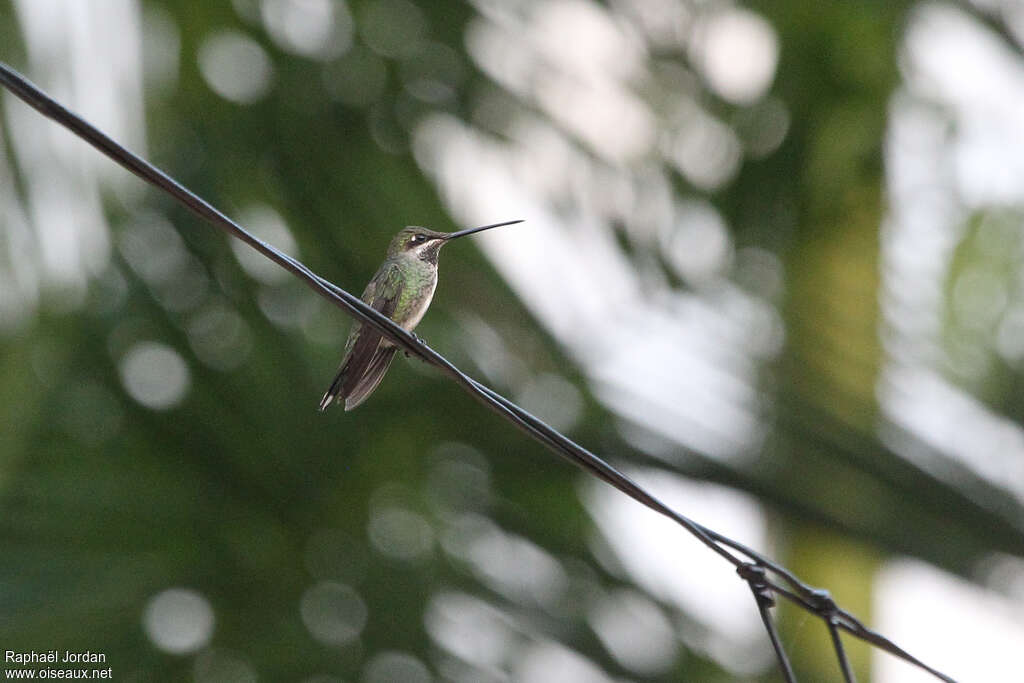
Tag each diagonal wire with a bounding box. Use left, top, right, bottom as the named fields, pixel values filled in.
left=740, top=563, right=797, bottom=683
left=0, top=61, right=958, bottom=683
left=828, top=617, right=857, bottom=683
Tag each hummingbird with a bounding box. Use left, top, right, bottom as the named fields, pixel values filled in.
left=318, top=219, right=523, bottom=411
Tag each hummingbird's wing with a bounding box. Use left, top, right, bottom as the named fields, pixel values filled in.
left=318, top=261, right=405, bottom=411
left=341, top=345, right=397, bottom=411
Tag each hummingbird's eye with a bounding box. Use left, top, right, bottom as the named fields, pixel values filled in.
left=411, top=235, right=425, bottom=244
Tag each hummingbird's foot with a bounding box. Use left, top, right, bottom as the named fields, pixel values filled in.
left=404, top=332, right=424, bottom=358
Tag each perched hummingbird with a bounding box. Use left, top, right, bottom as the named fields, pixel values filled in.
left=318, top=219, right=523, bottom=411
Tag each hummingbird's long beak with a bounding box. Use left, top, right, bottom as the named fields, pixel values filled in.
left=445, top=219, right=523, bottom=240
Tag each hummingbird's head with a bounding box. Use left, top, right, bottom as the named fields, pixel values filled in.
left=387, top=220, right=524, bottom=263
left=387, top=226, right=449, bottom=263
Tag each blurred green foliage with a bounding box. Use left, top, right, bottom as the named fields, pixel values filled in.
left=2, top=1, right=1023, bottom=682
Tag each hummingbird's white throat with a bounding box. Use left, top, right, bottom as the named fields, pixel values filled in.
left=411, top=240, right=439, bottom=258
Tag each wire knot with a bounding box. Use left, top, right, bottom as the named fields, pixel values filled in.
left=807, top=588, right=840, bottom=623
left=738, top=563, right=775, bottom=608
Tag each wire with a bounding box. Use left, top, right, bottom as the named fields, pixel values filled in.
left=0, top=61, right=957, bottom=683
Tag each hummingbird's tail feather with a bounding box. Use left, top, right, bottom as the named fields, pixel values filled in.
left=318, top=371, right=346, bottom=411
left=343, top=346, right=397, bottom=411
left=318, top=340, right=397, bottom=411
left=319, top=325, right=383, bottom=411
